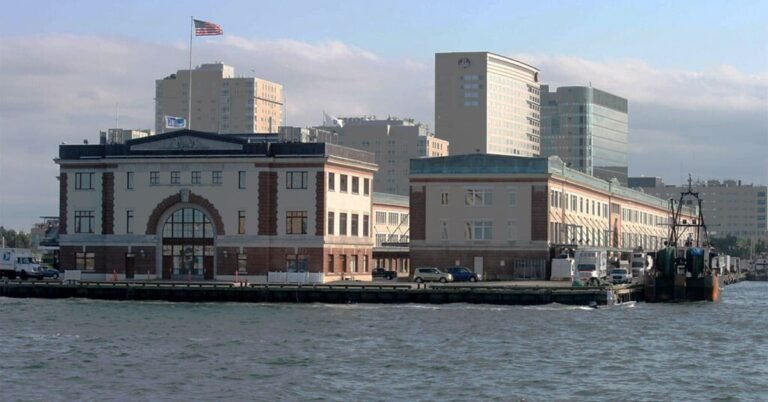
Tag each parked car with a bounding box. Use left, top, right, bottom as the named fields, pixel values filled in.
left=446, top=266, right=481, bottom=282
left=610, top=268, right=631, bottom=284
left=413, top=267, right=453, bottom=283
left=371, top=267, right=397, bottom=280
left=42, top=267, right=61, bottom=279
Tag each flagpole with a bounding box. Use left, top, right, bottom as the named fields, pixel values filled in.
left=188, top=16, right=194, bottom=130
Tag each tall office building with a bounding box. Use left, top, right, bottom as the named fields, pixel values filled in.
left=540, top=85, right=629, bottom=185
left=435, top=52, right=540, bottom=156
left=317, top=116, right=448, bottom=195
left=155, top=63, right=282, bottom=134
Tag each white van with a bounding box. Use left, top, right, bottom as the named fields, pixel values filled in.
left=0, top=248, right=44, bottom=279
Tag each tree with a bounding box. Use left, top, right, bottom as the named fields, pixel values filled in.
left=0, top=226, right=32, bottom=248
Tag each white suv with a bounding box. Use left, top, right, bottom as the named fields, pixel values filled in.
left=413, top=267, right=454, bottom=283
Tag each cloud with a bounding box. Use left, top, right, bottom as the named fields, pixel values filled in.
left=0, top=35, right=766, bottom=231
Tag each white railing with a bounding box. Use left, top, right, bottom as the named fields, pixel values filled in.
left=267, top=272, right=324, bottom=284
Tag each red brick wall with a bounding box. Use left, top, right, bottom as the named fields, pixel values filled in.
left=258, top=172, right=278, bottom=235
left=102, top=172, right=114, bottom=234
left=410, top=186, right=426, bottom=240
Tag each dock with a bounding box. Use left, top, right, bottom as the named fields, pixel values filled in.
left=0, top=279, right=644, bottom=306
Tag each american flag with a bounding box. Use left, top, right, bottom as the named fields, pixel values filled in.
left=194, top=19, right=223, bottom=36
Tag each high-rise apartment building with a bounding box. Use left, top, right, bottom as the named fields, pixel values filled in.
left=630, top=177, right=768, bottom=240
left=155, top=63, right=282, bottom=134
left=435, top=52, right=540, bottom=156
left=541, top=85, right=629, bottom=185
left=317, top=116, right=448, bottom=195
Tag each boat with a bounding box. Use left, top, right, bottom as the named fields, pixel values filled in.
left=644, top=175, right=720, bottom=302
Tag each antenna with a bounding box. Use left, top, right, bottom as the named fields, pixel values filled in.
left=115, top=102, right=119, bottom=128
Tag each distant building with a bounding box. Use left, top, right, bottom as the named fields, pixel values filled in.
left=410, top=155, right=695, bottom=280
left=317, top=116, right=448, bottom=195
left=155, top=63, right=282, bottom=134
left=435, top=52, right=540, bottom=156
left=99, top=128, right=153, bottom=144
left=630, top=177, right=768, bottom=239
left=540, top=85, right=629, bottom=185
left=628, top=176, right=663, bottom=188
left=56, top=130, right=377, bottom=282
left=278, top=126, right=337, bottom=144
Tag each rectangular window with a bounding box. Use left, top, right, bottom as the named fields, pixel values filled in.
left=400, top=214, right=409, bottom=225
left=212, top=171, right=222, bottom=185
left=286, top=171, right=308, bottom=189
left=237, top=253, right=247, bottom=273
left=328, top=172, right=335, bottom=191
left=171, top=171, right=180, bottom=185
left=286, top=211, right=307, bottom=235
left=363, top=179, right=370, bottom=195
left=126, top=172, right=134, bottom=190
left=351, top=214, right=359, bottom=236
left=464, top=221, right=492, bottom=240
left=328, top=255, right=334, bottom=272
left=441, top=191, right=449, bottom=205
left=75, top=172, right=95, bottom=190
left=238, top=171, right=246, bottom=189
left=352, top=177, right=360, bottom=194
left=388, top=212, right=399, bottom=225
left=441, top=221, right=448, bottom=240
left=74, top=210, right=95, bottom=233
left=286, top=255, right=308, bottom=272
left=327, top=212, right=335, bottom=235
left=238, top=211, right=246, bottom=234
left=465, top=189, right=492, bottom=206
left=150, top=171, right=159, bottom=185
left=363, top=255, right=368, bottom=273
left=126, top=210, right=133, bottom=234
left=191, top=171, right=201, bottom=185
left=75, top=252, right=95, bottom=271
left=350, top=255, right=358, bottom=273
left=376, top=211, right=386, bottom=224
left=340, top=213, right=348, bottom=235
left=363, top=215, right=369, bottom=237
left=340, top=175, right=348, bottom=192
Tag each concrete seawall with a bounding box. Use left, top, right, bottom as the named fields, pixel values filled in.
left=0, top=280, right=643, bottom=306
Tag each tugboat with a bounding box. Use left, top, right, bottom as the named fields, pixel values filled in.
left=645, top=175, right=720, bottom=302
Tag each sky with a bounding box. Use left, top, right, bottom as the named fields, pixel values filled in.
left=0, top=0, right=767, bottom=231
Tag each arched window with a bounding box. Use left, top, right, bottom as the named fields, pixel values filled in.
left=162, top=208, right=213, bottom=239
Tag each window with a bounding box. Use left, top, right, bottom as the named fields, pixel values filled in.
left=441, top=191, right=449, bottom=205
left=363, top=215, right=369, bottom=237
left=238, top=211, right=246, bottom=234
left=171, top=171, right=180, bottom=185
left=351, top=214, right=359, bottom=236
left=286, top=171, right=308, bottom=189
left=388, top=212, right=399, bottom=225
left=212, top=171, right=222, bottom=185
left=340, top=213, right=348, bottom=235
left=376, top=211, right=386, bottom=224
left=400, top=214, right=409, bottom=225
left=352, top=177, right=360, bottom=194
left=465, top=221, right=492, bottom=240
left=237, top=253, right=247, bottom=273
left=340, top=175, right=348, bottom=192
left=441, top=221, right=448, bottom=240
left=75, top=252, right=95, bottom=271
left=327, top=212, right=335, bottom=235
left=364, top=178, right=370, bottom=195
left=126, top=210, right=133, bottom=234
left=191, top=171, right=201, bottom=185
left=238, top=171, right=246, bottom=189
left=286, top=254, right=308, bottom=272
left=465, top=189, right=492, bottom=206
left=350, top=255, right=358, bottom=273
left=286, top=211, right=307, bottom=234
left=150, top=171, right=159, bottom=185
left=126, top=172, right=134, bottom=190
left=74, top=210, right=95, bottom=233
left=75, top=172, right=95, bottom=190
left=328, top=255, right=335, bottom=272
left=363, top=255, right=368, bottom=273
left=328, top=173, right=335, bottom=191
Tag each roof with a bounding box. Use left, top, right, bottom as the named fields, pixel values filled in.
left=373, top=192, right=409, bottom=207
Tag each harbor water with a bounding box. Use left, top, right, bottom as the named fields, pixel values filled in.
left=2, top=282, right=767, bottom=401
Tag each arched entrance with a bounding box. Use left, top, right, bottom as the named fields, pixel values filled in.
left=161, top=208, right=215, bottom=280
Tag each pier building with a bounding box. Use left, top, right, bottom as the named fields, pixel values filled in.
left=56, top=130, right=376, bottom=282
left=372, top=192, right=410, bottom=276
left=409, top=154, right=696, bottom=280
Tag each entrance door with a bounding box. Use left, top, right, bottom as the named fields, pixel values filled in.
left=203, top=255, right=214, bottom=280
left=125, top=254, right=135, bottom=279
left=474, top=256, right=484, bottom=278
left=162, top=256, right=172, bottom=280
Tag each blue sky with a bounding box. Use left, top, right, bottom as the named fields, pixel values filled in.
left=0, top=0, right=767, bottom=231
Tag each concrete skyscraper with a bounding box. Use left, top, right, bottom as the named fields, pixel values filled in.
left=435, top=52, right=540, bottom=156
left=155, top=63, right=283, bottom=134
left=540, top=85, right=629, bottom=185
